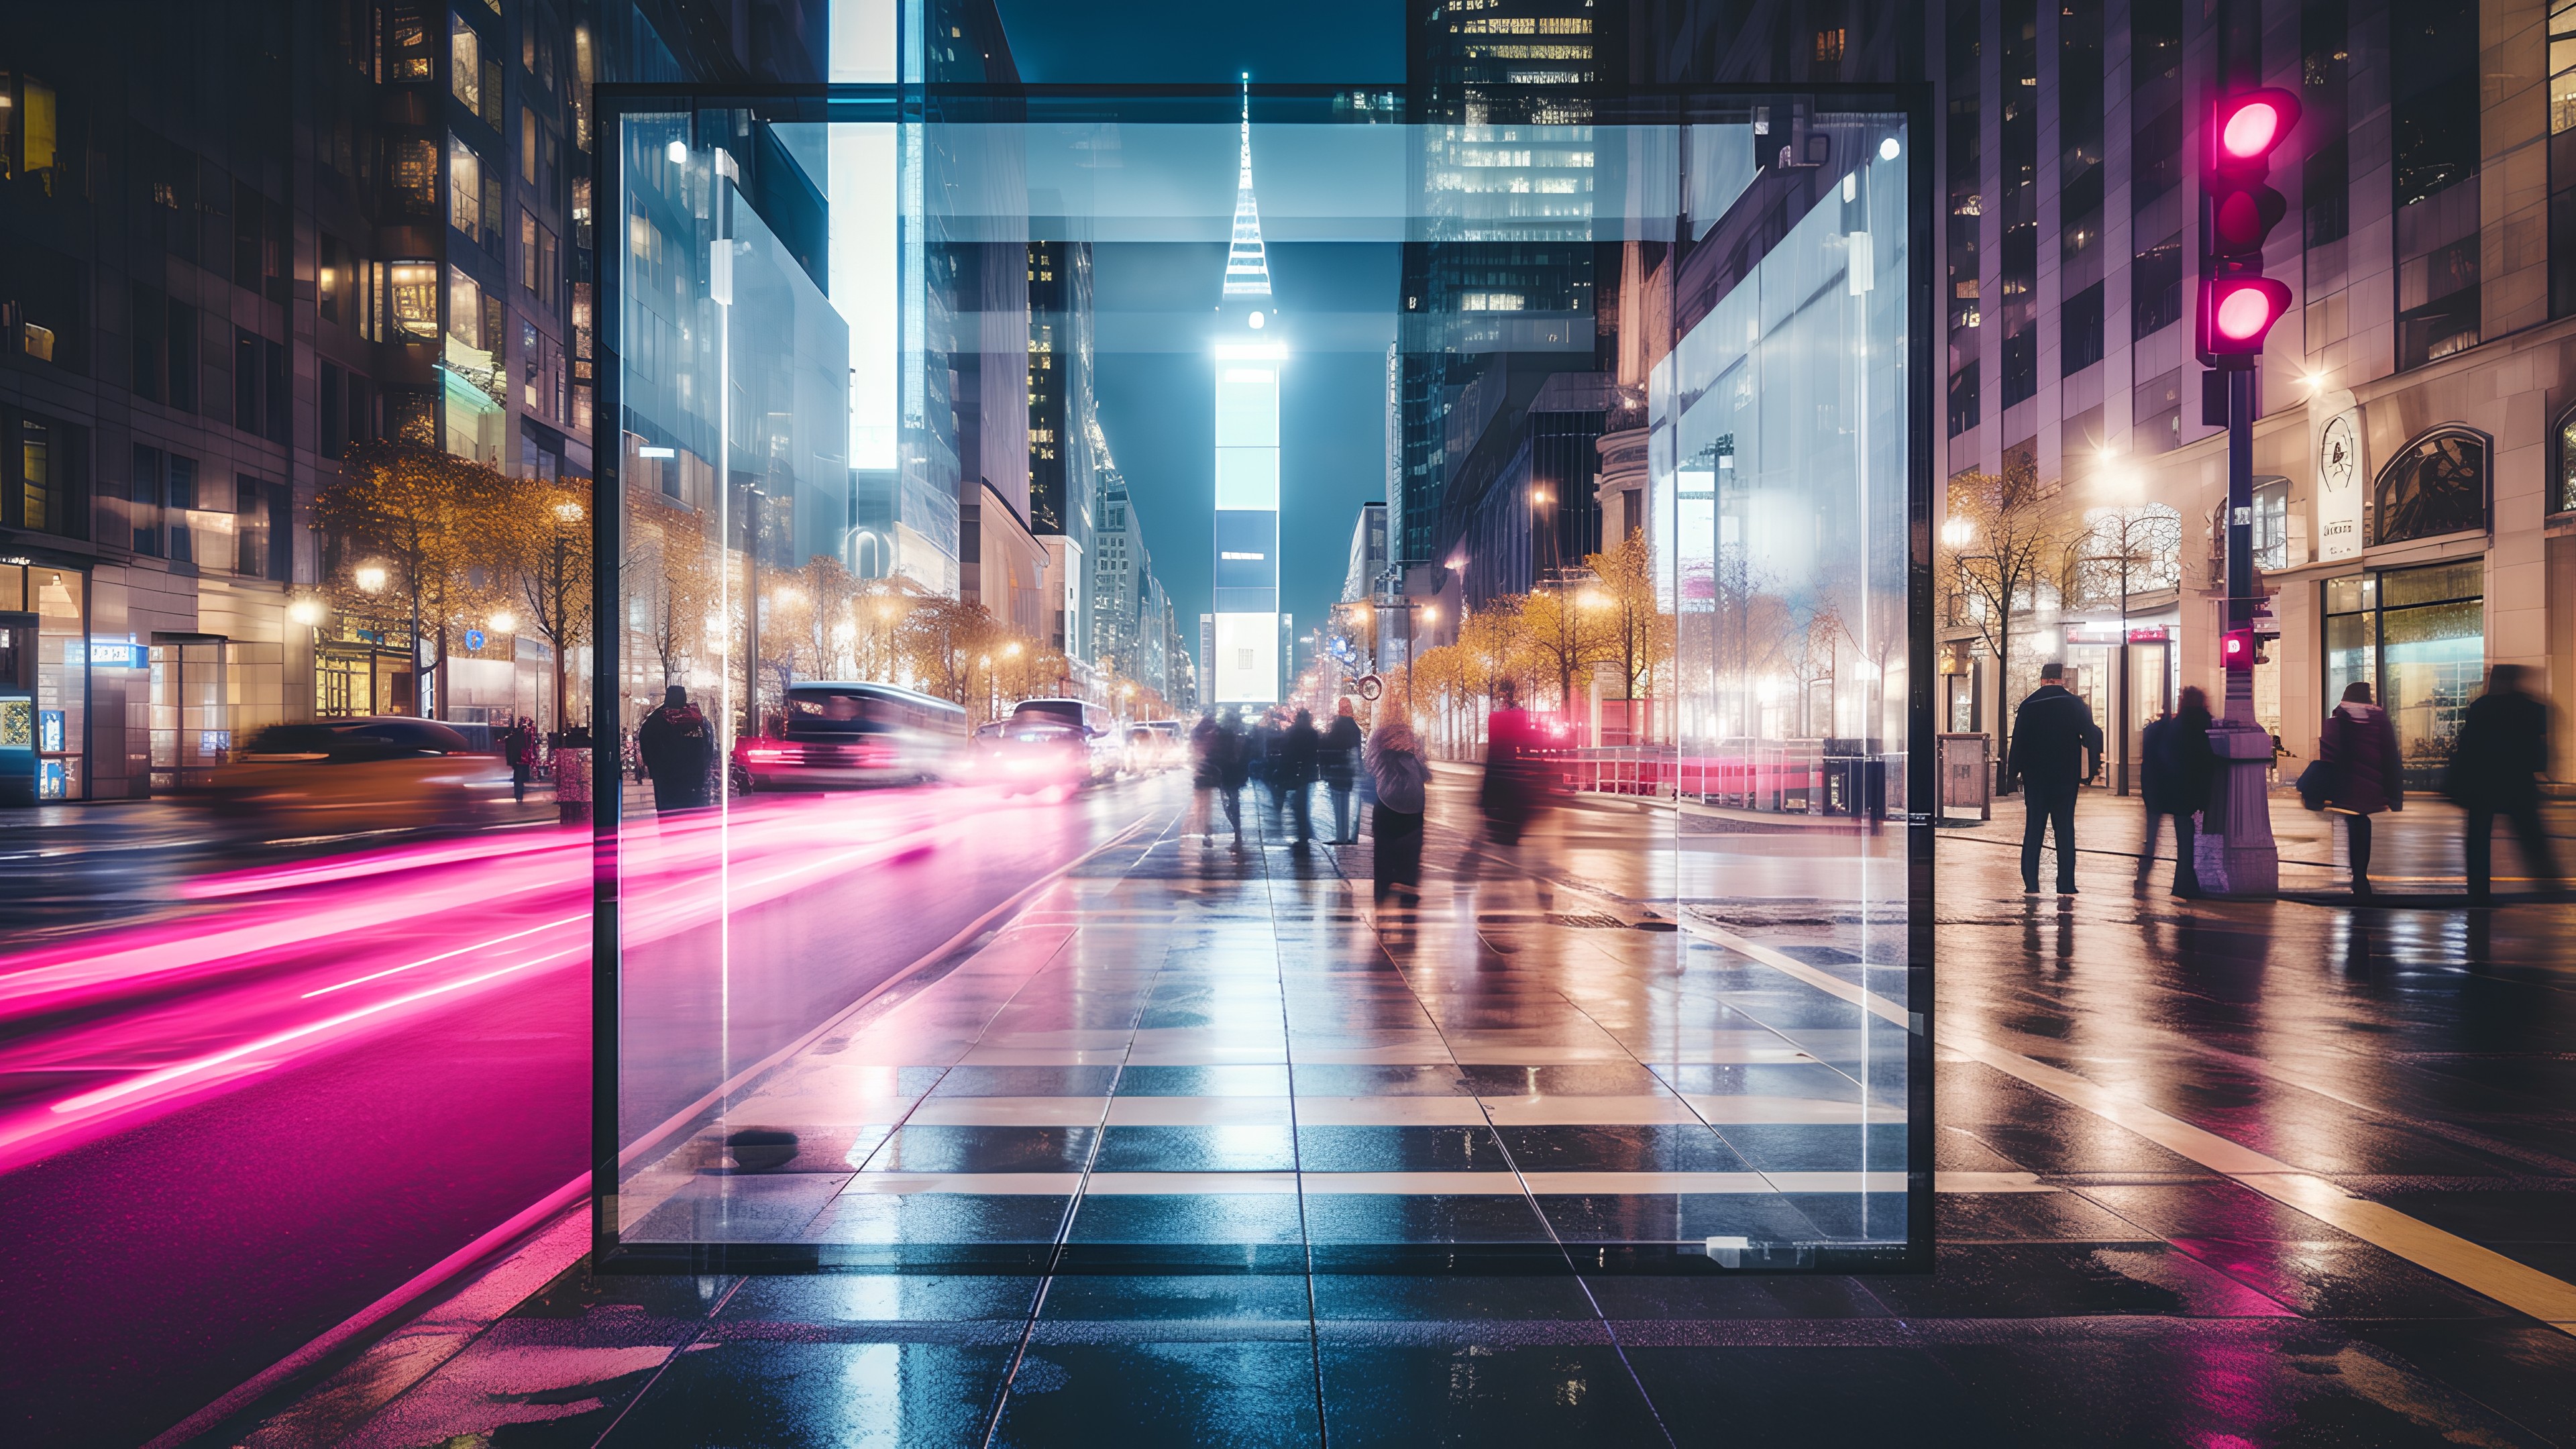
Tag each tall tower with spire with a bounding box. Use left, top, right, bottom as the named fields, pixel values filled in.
left=1209, top=74, right=1285, bottom=704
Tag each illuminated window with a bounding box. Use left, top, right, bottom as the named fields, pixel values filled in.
left=388, top=261, right=439, bottom=339
left=449, top=135, right=483, bottom=239
left=450, top=17, right=481, bottom=113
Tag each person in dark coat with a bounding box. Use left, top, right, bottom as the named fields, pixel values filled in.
left=2137, top=686, right=2215, bottom=898
left=2005, top=660, right=2106, bottom=894
left=1248, top=713, right=1283, bottom=839
left=636, top=684, right=716, bottom=814
left=1322, top=698, right=1366, bottom=843
left=504, top=716, right=537, bottom=802
left=1188, top=711, right=1243, bottom=847
left=1365, top=716, right=1429, bottom=906
left=1218, top=708, right=1253, bottom=847
left=2447, top=663, right=2557, bottom=904
left=2319, top=680, right=2402, bottom=898
left=1279, top=708, right=1323, bottom=846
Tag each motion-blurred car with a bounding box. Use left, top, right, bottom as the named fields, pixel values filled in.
left=207, top=717, right=513, bottom=831
left=731, top=682, right=967, bottom=792
left=1123, top=720, right=1184, bottom=773
left=979, top=716, right=1095, bottom=794
left=1005, top=698, right=1122, bottom=782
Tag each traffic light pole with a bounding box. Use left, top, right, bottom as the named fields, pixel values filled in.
left=2199, top=365, right=2280, bottom=897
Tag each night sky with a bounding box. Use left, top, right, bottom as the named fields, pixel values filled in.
left=994, top=0, right=1404, bottom=676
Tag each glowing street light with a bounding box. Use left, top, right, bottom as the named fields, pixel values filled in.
left=489, top=609, right=518, bottom=633
left=354, top=561, right=389, bottom=594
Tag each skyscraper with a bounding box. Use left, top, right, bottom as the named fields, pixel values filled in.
left=1210, top=77, right=1283, bottom=704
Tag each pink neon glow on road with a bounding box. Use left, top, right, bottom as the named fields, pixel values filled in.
left=0, top=781, right=1085, bottom=1179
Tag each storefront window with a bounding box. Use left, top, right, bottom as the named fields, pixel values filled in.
left=0, top=563, right=88, bottom=799
left=2372, top=429, right=2487, bottom=545
left=2321, top=561, right=2482, bottom=790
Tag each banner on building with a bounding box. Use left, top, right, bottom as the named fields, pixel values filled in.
left=2315, top=406, right=2364, bottom=562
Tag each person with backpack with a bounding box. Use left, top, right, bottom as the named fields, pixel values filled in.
left=2005, top=660, right=2105, bottom=894
left=2319, top=680, right=2402, bottom=898
left=1365, top=716, right=1429, bottom=906
left=2137, top=686, right=2215, bottom=898
left=2445, top=663, right=2559, bottom=904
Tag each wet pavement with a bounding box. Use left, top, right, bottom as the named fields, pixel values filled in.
left=213, top=772, right=2576, bottom=1448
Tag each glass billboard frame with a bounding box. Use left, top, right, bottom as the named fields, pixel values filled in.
left=589, top=80, right=1937, bottom=1276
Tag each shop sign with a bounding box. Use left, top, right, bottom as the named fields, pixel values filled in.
left=2316, top=409, right=2364, bottom=561
left=87, top=641, right=147, bottom=669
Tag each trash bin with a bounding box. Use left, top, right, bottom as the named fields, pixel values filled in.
left=1937, top=733, right=1991, bottom=824
left=555, top=747, right=592, bottom=824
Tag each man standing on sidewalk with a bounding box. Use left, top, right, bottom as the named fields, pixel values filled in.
left=2006, top=661, right=2104, bottom=895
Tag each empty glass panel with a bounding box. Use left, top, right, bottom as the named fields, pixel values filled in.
left=601, top=89, right=1925, bottom=1273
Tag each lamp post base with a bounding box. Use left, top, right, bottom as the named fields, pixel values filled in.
left=2194, top=718, right=2279, bottom=898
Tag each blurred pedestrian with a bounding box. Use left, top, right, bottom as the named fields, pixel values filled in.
left=504, top=715, right=537, bottom=802
left=1189, top=710, right=1243, bottom=847
left=2320, top=680, right=2402, bottom=899
left=637, top=684, right=716, bottom=814
left=1463, top=681, right=1554, bottom=908
left=1249, top=711, right=1283, bottom=839
left=1366, top=715, right=1429, bottom=906
left=2005, top=660, right=2104, bottom=895
left=1218, top=707, right=1252, bottom=849
left=1322, top=698, right=1365, bottom=843
left=2137, top=686, right=2214, bottom=898
left=2446, top=663, right=2558, bottom=904
left=1280, top=708, right=1322, bottom=846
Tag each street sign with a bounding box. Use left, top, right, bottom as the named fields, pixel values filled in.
left=464, top=629, right=487, bottom=651
left=1354, top=674, right=1383, bottom=702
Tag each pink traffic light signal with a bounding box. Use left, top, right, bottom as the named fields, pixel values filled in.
left=2216, top=92, right=2296, bottom=162
left=2221, top=629, right=2257, bottom=670
left=2203, top=276, right=2291, bottom=352
left=2199, top=88, right=2301, bottom=368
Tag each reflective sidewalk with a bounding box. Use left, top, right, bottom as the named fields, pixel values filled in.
left=221, top=794, right=2576, bottom=1448
left=615, top=808, right=1909, bottom=1272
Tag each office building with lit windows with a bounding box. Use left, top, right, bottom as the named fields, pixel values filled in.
left=0, top=0, right=687, bottom=798
left=1627, top=0, right=2576, bottom=793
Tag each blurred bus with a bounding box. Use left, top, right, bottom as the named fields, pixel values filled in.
left=733, top=682, right=967, bottom=792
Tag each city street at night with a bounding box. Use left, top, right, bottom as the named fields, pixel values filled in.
left=13, top=0, right=2576, bottom=1442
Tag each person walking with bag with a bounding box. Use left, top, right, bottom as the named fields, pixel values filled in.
left=2319, top=680, right=2402, bottom=898
left=2137, top=686, right=2215, bottom=898
left=1322, top=698, right=1365, bottom=844
left=1365, top=716, right=1429, bottom=907
left=2445, top=663, right=2558, bottom=904
left=2005, top=661, right=2105, bottom=895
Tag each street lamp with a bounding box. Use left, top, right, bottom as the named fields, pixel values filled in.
left=354, top=562, right=389, bottom=594
left=490, top=609, right=518, bottom=634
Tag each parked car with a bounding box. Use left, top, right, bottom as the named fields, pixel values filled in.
left=207, top=717, right=513, bottom=832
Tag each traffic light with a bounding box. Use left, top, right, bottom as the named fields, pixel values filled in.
left=2197, top=87, right=2301, bottom=368
left=2220, top=629, right=2257, bottom=670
